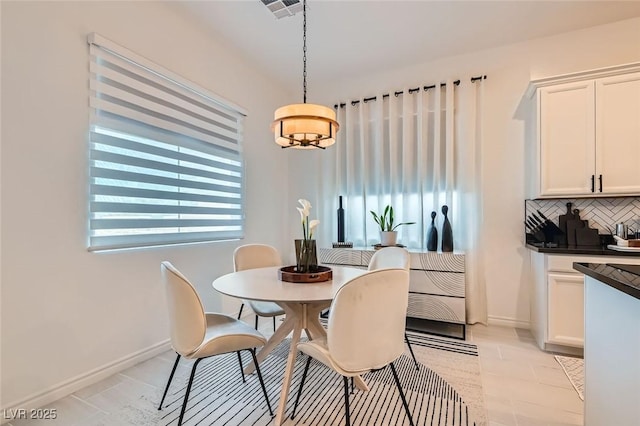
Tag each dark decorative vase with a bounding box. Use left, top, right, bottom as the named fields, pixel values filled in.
left=295, top=239, right=318, bottom=273
left=441, top=205, right=453, bottom=252
left=337, top=196, right=345, bottom=242
left=427, top=211, right=438, bottom=251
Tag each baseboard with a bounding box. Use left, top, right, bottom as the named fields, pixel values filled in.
left=1, top=339, right=171, bottom=423
left=487, top=315, right=531, bottom=329
left=544, top=342, right=584, bottom=357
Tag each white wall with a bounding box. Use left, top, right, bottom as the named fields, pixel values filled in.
left=0, top=1, right=291, bottom=410
left=292, top=17, right=640, bottom=327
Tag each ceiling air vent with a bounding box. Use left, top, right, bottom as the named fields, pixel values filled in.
left=261, top=0, right=303, bottom=19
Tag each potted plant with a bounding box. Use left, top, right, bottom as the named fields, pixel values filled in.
left=370, top=205, right=415, bottom=246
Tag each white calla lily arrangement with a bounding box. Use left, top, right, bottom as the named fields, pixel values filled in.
left=296, top=199, right=319, bottom=273
left=297, top=199, right=320, bottom=241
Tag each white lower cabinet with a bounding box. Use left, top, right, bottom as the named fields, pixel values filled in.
left=547, top=272, right=584, bottom=347
left=530, top=251, right=640, bottom=354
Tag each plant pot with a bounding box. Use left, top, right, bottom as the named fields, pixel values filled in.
left=380, top=231, right=398, bottom=246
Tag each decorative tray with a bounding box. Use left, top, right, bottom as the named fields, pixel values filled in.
left=607, top=244, right=640, bottom=253
left=278, top=265, right=333, bottom=283
left=373, top=244, right=406, bottom=250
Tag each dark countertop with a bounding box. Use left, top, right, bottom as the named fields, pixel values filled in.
left=526, top=243, right=640, bottom=257
left=573, top=262, right=640, bottom=300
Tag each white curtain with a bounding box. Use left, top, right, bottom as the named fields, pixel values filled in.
left=317, top=78, right=487, bottom=324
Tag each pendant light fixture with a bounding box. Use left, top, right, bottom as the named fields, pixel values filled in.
left=272, top=0, right=339, bottom=149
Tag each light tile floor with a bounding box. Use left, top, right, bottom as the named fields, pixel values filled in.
left=469, top=325, right=583, bottom=426
left=4, top=323, right=583, bottom=426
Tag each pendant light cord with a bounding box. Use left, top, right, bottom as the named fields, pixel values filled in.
left=303, top=0, right=307, bottom=104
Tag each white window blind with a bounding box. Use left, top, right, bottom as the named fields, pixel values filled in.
left=88, top=33, right=246, bottom=251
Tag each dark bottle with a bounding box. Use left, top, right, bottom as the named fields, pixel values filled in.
left=441, top=205, right=453, bottom=252
left=427, top=211, right=438, bottom=251
left=337, top=196, right=345, bottom=242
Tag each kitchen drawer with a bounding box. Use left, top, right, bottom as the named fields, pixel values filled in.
left=318, top=248, right=363, bottom=266
left=410, top=252, right=465, bottom=273
left=548, top=254, right=640, bottom=273
left=548, top=255, right=607, bottom=273
left=409, top=270, right=465, bottom=297
left=407, top=293, right=465, bottom=324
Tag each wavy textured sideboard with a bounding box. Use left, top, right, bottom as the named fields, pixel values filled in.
left=318, top=248, right=466, bottom=339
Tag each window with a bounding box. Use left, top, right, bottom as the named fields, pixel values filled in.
left=317, top=83, right=470, bottom=249
left=88, top=33, right=246, bottom=251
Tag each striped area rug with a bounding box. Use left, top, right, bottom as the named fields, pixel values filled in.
left=405, top=330, right=478, bottom=356
left=151, top=333, right=485, bottom=426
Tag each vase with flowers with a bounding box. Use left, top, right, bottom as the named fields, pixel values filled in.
left=295, top=199, right=319, bottom=273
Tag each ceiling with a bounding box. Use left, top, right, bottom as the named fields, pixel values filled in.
left=174, top=1, right=640, bottom=93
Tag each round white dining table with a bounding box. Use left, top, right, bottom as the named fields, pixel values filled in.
left=212, top=265, right=368, bottom=426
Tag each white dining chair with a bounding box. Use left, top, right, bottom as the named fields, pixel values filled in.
left=291, top=268, right=415, bottom=426
left=158, top=261, right=272, bottom=426
left=368, top=247, right=419, bottom=370
left=233, top=244, right=285, bottom=331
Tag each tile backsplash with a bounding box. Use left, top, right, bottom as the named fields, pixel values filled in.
left=525, top=197, right=640, bottom=234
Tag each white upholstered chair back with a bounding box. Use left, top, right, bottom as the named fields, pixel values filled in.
left=368, top=247, right=410, bottom=271
left=234, top=244, right=281, bottom=271
left=327, top=268, right=410, bottom=372
left=161, top=261, right=206, bottom=356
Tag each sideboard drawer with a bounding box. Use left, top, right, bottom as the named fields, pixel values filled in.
left=409, top=270, right=465, bottom=297
left=318, top=248, right=363, bottom=266
left=361, top=250, right=375, bottom=266
left=408, top=293, right=465, bottom=324
left=410, top=252, right=465, bottom=272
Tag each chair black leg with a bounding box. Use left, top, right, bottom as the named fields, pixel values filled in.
left=158, top=353, right=181, bottom=410
left=237, top=303, right=244, bottom=320
left=250, top=349, right=273, bottom=416
left=389, top=362, right=415, bottom=426
left=255, top=315, right=259, bottom=330
left=291, top=355, right=312, bottom=419
left=405, top=333, right=419, bottom=370
left=177, top=358, right=202, bottom=426
left=236, top=351, right=245, bottom=383
left=343, top=376, right=351, bottom=426
left=273, top=316, right=276, bottom=332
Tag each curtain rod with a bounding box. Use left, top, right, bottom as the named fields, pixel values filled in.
left=334, top=74, right=487, bottom=109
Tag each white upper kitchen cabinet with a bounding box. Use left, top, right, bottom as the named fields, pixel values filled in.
left=539, top=80, right=595, bottom=196
left=526, top=63, right=640, bottom=199
left=595, top=72, right=640, bottom=195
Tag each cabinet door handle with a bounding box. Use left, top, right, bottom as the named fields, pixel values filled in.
left=599, top=174, right=603, bottom=192
left=591, top=175, right=595, bottom=192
